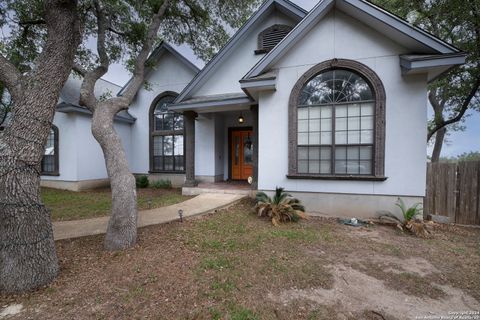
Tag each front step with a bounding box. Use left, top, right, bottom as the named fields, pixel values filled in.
left=182, top=186, right=255, bottom=197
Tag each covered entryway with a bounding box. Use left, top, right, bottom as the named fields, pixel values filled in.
left=230, top=128, right=254, bottom=181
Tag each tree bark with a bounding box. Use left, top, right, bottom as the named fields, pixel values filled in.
left=91, top=104, right=137, bottom=250
left=431, top=127, right=446, bottom=162
left=0, top=0, right=80, bottom=293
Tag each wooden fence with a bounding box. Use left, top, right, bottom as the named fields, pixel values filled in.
left=425, top=161, right=480, bottom=226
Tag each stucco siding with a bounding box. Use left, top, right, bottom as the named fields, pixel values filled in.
left=257, top=9, right=428, bottom=197
left=193, top=11, right=297, bottom=97
left=128, top=51, right=198, bottom=174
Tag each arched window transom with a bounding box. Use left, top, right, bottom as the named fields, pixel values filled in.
left=150, top=92, right=184, bottom=172
left=288, top=59, right=386, bottom=179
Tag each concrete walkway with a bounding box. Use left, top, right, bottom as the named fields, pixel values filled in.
left=53, top=193, right=245, bottom=240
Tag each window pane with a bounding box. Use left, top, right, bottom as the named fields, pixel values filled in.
left=335, top=146, right=346, bottom=160
left=310, top=106, right=321, bottom=118
left=174, top=115, right=184, bottom=130
left=348, top=117, right=360, bottom=130
left=174, top=135, right=184, bottom=156
left=163, top=113, right=174, bottom=131
left=360, top=146, right=372, bottom=160
left=335, top=131, right=347, bottom=144
left=320, top=106, right=332, bottom=118
left=153, top=136, right=163, bottom=156
left=360, top=161, right=372, bottom=174
left=320, top=132, right=332, bottom=145
left=298, top=132, right=308, bottom=145
left=360, top=130, right=373, bottom=144
left=336, top=105, right=347, bottom=117
left=298, top=107, right=309, bottom=119
left=154, top=115, right=163, bottom=131
left=309, top=160, right=320, bottom=173
left=298, top=147, right=308, bottom=160
left=44, top=129, right=55, bottom=155
left=320, top=118, right=331, bottom=131
left=175, top=156, right=184, bottom=171
left=335, top=117, right=346, bottom=130
left=335, top=161, right=347, bottom=174
left=309, top=132, right=320, bottom=145
left=348, top=104, right=360, bottom=116
left=298, top=119, right=308, bottom=132
left=347, top=146, right=359, bottom=159
left=309, top=119, right=320, bottom=131
left=298, top=160, right=308, bottom=173
left=361, top=116, right=374, bottom=130
left=153, top=156, right=163, bottom=171
left=163, top=136, right=173, bottom=155
left=320, top=147, right=331, bottom=160
left=347, top=161, right=359, bottom=174
left=361, top=103, right=374, bottom=116
left=309, top=147, right=320, bottom=160
left=347, top=130, right=360, bottom=144
left=164, top=156, right=174, bottom=171
left=320, top=161, right=331, bottom=174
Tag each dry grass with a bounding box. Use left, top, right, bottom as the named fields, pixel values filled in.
left=1, top=199, right=479, bottom=319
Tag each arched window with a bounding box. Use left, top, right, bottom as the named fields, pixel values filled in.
left=41, top=125, right=59, bottom=175
left=149, top=92, right=184, bottom=172
left=288, top=59, right=386, bottom=179
left=255, top=24, right=293, bottom=54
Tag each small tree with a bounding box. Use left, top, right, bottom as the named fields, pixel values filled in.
left=372, top=0, right=480, bottom=162
left=73, top=0, right=260, bottom=250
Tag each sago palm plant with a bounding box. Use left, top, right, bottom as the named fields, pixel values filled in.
left=255, top=187, right=308, bottom=226
left=380, top=198, right=430, bottom=237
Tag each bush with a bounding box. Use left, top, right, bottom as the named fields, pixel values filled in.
left=136, top=175, right=149, bottom=188
left=151, top=179, right=172, bottom=189
left=255, top=187, right=308, bottom=226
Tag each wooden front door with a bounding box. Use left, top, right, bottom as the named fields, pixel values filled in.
left=231, top=129, right=253, bottom=180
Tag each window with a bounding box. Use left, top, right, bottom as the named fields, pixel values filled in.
left=150, top=92, right=184, bottom=172
left=288, top=59, right=386, bottom=179
left=256, top=24, right=293, bottom=54
left=41, top=126, right=59, bottom=175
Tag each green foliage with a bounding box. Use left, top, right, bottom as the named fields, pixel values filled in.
left=371, top=0, right=480, bottom=140
left=440, top=151, right=480, bottom=162
left=396, top=198, right=423, bottom=223
left=151, top=179, right=172, bottom=189
left=136, top=175, right=149, bottom=188
left=255, top=187, right=307, bottom=226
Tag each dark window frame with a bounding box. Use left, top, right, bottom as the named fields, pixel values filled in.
left=255, top=24, right=293, bottom=54
left=287, top=59, right=387, bottom=181
left=149, top=91, right=186, bottom=173
left=41, top=125, right=59, bottom=176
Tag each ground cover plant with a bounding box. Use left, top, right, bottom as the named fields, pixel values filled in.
left=41, top=187, right=192, bottom=221
left=1, top=198, right=478, bottom=319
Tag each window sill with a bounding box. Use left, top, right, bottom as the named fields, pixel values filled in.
left=286, top=174, right=388, bottom=181
left=41, top=172, right=60, bottom=177
left=149, top=171, right=186, bottom=174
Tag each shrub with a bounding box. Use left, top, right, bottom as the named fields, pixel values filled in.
left=379, top=198, right=430, bottom=238
left=255, top=187, right=308, bottom=226
left=151, top=179, right=172, bottom=189
left=136, top=175, right=149, bottom=188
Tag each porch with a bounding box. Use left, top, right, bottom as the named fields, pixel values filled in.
left=182, top=181, right=255, bottom=196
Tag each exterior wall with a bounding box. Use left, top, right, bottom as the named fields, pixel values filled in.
left=194, top=11, right=297, bottom=97
left=42, top=112, right=133, bottom=188
left=128, top=51, right=198, bottom=175
left=257, top=10, right=428, bottom=204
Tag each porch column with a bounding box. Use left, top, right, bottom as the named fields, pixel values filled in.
left=184, top=111, right=198, bottom=187
left=251, top=105, right=259, bottom=190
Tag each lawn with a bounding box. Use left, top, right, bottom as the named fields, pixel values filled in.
left=41, top=187, right=192, bottom=221
left=1, top=199, right=479, bottom=319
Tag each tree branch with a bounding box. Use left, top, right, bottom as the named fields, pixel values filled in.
left=79, top=0, right=110, bottom=111
left=72, top=63, right=87, bottom=76
left=0, top=54, right=22, bottom=101
left=19, top=19, right=46, bottom=26
left=427, top=76, right=480, bottom=140
left=118, top=0, right=170, bottom=107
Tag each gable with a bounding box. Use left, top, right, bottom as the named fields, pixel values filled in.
left=244, top=0, right=464, bottom=81
left=175, top=0, right=307, bottom=102
left=194, top=10, right=298, bottom=97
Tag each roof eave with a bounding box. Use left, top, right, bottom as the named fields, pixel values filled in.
left=56, top=103, right=137, bottom=124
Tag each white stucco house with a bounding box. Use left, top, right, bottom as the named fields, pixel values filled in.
left=37, top=0, right=466, bottom=217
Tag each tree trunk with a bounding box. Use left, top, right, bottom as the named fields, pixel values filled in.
left=91, top=104, right=137, bottom=251
left=431, top=127, right=446, bottom=162
left=0, top=0, right=80, bottom=293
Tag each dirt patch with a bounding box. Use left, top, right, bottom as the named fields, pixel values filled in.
left=271, top=264, right=479, bottom=320
left=1, top=200, right=479, bottom=319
